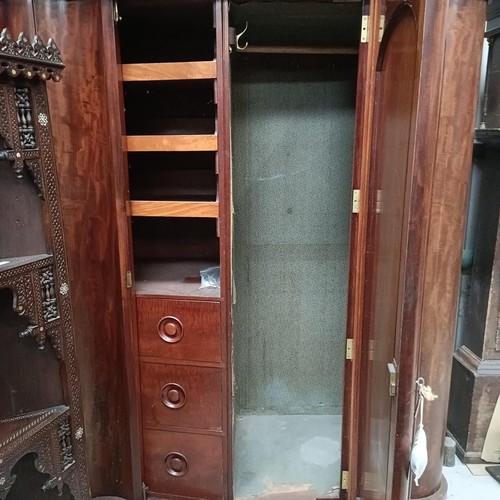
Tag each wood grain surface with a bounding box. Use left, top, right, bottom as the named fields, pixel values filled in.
left=129, top=200, right=219, bottom=218
left=137, top=297, right=222, bottom=363
left=121, top=61, right=217, bottom=81
left=126, top=135, right=218, bottom=152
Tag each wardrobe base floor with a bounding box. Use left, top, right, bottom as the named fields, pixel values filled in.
left=234, top=414, right=342, bottom=499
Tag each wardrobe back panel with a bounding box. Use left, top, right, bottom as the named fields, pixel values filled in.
left=232, top=62, right=356, bottom=415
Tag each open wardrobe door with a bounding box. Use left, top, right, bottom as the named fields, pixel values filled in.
left=352, top=1, right=487, bottom=499
left=357, top=2, right=421, bottom=499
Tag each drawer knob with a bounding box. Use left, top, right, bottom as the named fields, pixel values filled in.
left=157, top=316, right=183, bottom=343
left=161, top=383, right=186, bottom=409
left=165, top=452, right=188, bottom=477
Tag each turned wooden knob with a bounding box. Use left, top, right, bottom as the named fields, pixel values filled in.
left=165, top=452, right=188, bottom=477
left=161, top=383, right=186, bottom=409
left=157, top=316, right=183, bottom=343
left=164, top=322, right=178, bottom=337
left=168, top=389, right=180, bottom=402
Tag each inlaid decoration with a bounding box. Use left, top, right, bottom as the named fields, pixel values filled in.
left=40, top=266, right=59, bottom=322
left=38, top=113, right=48, bottom=126
left=74, top=427, right=83, bottom=441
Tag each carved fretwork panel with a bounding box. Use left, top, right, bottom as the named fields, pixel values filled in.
left=14, top=88, right=36, bottom=150
left=40, top=266, right=58, bottom=323
left=58, top=420, right=75, bottom=471
left=0, top=28, right=89, bottom=500
left=0, top=256, right=59, bottom=350
left=0, top=27, right=62, bottom=196
left=0, top=274, right=36, bottom=324
left=0, top=83, right=43, bottom=195
left=24, top=159, right=44, bottom=196
left=46, top=327, right=63, bottom=360
left=0, top=412, right=77, bottom=499
left=0, top=87, right=12, bottom=151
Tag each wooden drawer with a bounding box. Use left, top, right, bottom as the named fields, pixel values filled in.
left=143, top=429, right=224, bottom=499
left=141, top=362, right=223, bottom=431
left=137, top=298, right=221, bottom=363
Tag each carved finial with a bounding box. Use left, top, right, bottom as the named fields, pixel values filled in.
left=46, top=38, right=62, bottom=64
left=0, top=28, right=64, bottom=81
left=16, top=32, right=31, bottom=58
left=0, top=28, right=16, bottom=55
left=32, top=34, right=48, bottom=59
left=0, top=28, right=13, bottom=44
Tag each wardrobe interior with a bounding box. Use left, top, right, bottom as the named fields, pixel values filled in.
left=230, top=2, right=359, bottom=497
left=116, top=0, right=361, bottom=497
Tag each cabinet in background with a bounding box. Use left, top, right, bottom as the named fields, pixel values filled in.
left=0, top=28, right=89, bottom=500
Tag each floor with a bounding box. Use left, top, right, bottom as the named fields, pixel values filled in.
left=444, top=457, right=500, bottom=498
left=234, top=415, right=342, bottom=499
left=233, top=413, right=500, bottom=500
left=93, top=454, right=499, bottom=500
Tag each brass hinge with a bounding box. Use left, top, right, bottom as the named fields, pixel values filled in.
left=376, top=189, right=383, bottom=213
left=361, top=15, right=369, bottom=43
left=368, top=339, right=374, bottom=361
left=352, top=189, right=361, bottom=214
left=342, top=470, right=350, bottom=490
left=125, top=270, right=133, bottom=289
left=379, top=15, right=386, bottom=42
left=142, top=482, right=149, bottom=500
left=387, top=359, right=398, bottom=397
left=346, top=339, right=353, bottom=360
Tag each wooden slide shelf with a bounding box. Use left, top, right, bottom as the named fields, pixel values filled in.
left=126, top=135, right=218, bottom=152
left=129, top=201, right=219, bottom=218
left=121, top=61, right=217, bottom=81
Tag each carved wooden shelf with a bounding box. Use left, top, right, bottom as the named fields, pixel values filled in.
left=129, top=201, right=219, bottom=218
left=126, top=135, right=218, bottom=152
left=0, top=405, right=69, bottom=450
left=0, top=254, right=52, bottom=274
left=0, top=253, right=60, bottom=350
left=0, top=406, right=75, bottom=497
left=121, top=61, right=217, bottom=81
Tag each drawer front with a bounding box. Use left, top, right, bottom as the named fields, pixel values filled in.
left=143, top=429, right=224, bottom=499
left=137, top=298, right=221, bottom=363
left=141, top=362, right=223, bottom=431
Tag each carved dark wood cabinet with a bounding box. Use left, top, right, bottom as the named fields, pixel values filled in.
left=0, top=29, right=89, bottom=500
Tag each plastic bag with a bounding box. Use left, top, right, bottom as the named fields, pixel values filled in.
left=199, top=266, right=220, bottom=289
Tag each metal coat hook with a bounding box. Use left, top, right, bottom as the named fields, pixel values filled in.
left=236, top=22, right=249, bottom=51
